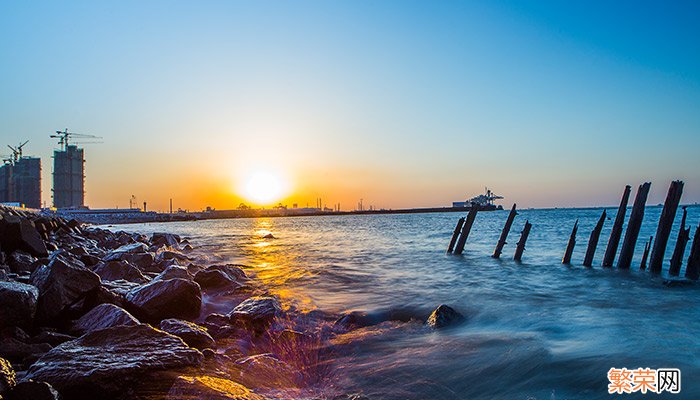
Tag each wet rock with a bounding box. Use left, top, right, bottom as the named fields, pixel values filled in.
left=101, top=280, right=140, bottom=297
left=227, top=297, right=280, bottom=331
left=0, top=356, right=16, bottom=395
left=120, top=252, right=155, bottom=269
left=153, top=265, right=192, bottom=282
left=30, top=256, right=101, bottom=323
left=125, top=278, right=201, bottom=322
left=426, top=304, right=465, bottom=329
left=93, top=260, right=148, bottom=284
left=6, top=380, right=60, bottom=400
left=7, top=252, right=37, bottom=274
left=72, top=303, right=139, bottom=335
left=68, top=247, right=88, bottom=257
left=262, top=233, right=274, bottom=239
left=236, top=353, right=301, bottom=389
left=25, top=324, right=202, bottom=399
left=31, top=331, right=75, bottom=347
left=0, top=282, right=38, bottom=328
left=167, top=375, right=266, bottom=400
left=159, top=319, right=215, bottom=350
left=103, top=243, right=149, bottom=262
left=334, top=311, right=376, bottom=330
left=194, top=269, right=236, bottom=289
left=159, top=250, right=191, bottom=263
left=151, top=232, right=180, bottom=248
left=182, top=244, right=194, bottom=253
left=79, top=254, right=101, bottom=267
left=0, top=216, right=48, bottom=257
left=0, top=337, right=52, bottom=364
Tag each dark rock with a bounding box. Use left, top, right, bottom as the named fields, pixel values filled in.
left=159, top=319, right=215, bottom=350
left=7, top=252, right=37, bottom=274
left=93, top=260, right=148, bottom=284
left=159, top=250, right=191, bottom=263
left=25, top=324, right=202, bottom=399
left=0, top=356, right=16, bottom=395
left=194, top=269, right=235, bottom=289
left=182, top=244, right=194, bottom=253
left=6, top=380, right=60, bottom=400
left=0, top=337, right=52, bottom=364
left=208, top=264, right=247, bottom=281
left=68, top=247, right=88, bottom=257
left=72, top=303, right=139, bottom=335
left=125, top=278, right=201, bottom=322
left=167, top=375, right=266, bottom=400
left=120, top=252, right=154, bottom=269
left=426, top=304, right=465, bottom=329
left=0, top=282, right=38, bottom=328
left=30, top=256, right=101, bottom=323
left=262, top=233, right=275, bottom=239
left=31, top=331, right=75, bottom=347
left=79, top=254, right=101, bottom=267
left=153, top=265, right=192, bottom=282
left=334, top=311, right=376, bottom=330
left=151, top=232, right=180, bottom=248
left=0, top=217, right=48, bottom=257
left=101, top=280, right=140, bottom=297
left=103, top=243, right=149, bottom=262
left=227, top=297, right=280, bottom=331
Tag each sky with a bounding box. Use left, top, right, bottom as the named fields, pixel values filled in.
left=1, top=0, right=699, bottom=211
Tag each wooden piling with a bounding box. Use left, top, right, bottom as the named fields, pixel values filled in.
left=649, top=180, right=684, bottom=274
left=513, top=220, right=532, bottom=262
left=492, top=204, right=517, bottom=259
left=685, top=224, right=700, bottom=280
left=669, top=207, right=690, bottom=276
left=453, top=205, right=479, bottom=255
left=639, top=236, right=652, bottom=270
left=583, top=210, right=607, bottom=267
left=447, top=217, right=465, bottom=254
left=617, top=182, right=651, bottom=269
left=602, top=185, right=631, bottom=267
left=562, top=219, right=578, bottom=264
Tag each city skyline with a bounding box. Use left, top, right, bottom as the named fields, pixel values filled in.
left=2, top=1, right=699, bottom=211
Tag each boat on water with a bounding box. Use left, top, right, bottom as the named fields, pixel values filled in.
left=452, top=188, right=504, bottom=211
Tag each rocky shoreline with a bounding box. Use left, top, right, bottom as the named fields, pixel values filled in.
left=0, top=206, right=463, bottom=400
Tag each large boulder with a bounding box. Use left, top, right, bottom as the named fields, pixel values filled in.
left=167, top=375, right=266, bottom=400
left=125, top=278, right=201, bottom=322
left=426, top=304, right=465, bottom=329
left=72, top=303, right=139, bottom=335
left=6, top=380, right=60, bottom=400
left=159, top=319, right=215, bottom=350
left=93, top=260, right=148, bottom=284
left=151, top=232, right=180, bottom=248
left=227, top=297, right=280, bottom=332
left=120, top=252, right=154, bottom=270
left=0, top=356, right=16, bottom=395
left=194, top=265, right=246, bottom=289
left=103, top=243, right=149, bottom=262
left=25, top=324, right=202, bottom=399
left=6, top=251, right=37, bottom=274
left=153, top=265, right=192, bottom=282
left=0, top=282, right=39, bottom=328
left=30, top=256, right=101, bottom=322
left=0, top=216, right=48, bottom=257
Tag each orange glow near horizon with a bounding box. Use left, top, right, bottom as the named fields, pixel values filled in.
left=237, top=168, right=292, bottom=206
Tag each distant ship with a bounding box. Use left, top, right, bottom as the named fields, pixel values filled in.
left=452, top=188, right=504, bottom=211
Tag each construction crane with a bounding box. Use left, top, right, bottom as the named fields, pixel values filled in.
left=7, top=140, right=29, bottom=163
left=50, top=128, right=102, bottom=150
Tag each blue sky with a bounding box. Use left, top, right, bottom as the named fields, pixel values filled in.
left=1, top=1, right=699, bottom=210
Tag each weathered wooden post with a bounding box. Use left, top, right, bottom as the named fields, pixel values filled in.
left=513, top=220, right=532, bottom=261
left=447, top=217, right=465, bottom=254
left=685, top=224, right=700, bottom=280
left=617, top=182, right=651, bottom=269
left=453, top=205, right=479, bottom=255
left=669, top=207, right=690, bottom=276
left=639, top=236, right=652, bottom=270
left=562, top=219, right=578, bottom=264
left=602, top=185, right=631, bottom=267
left=492, top=204, right=517, bottom=259
left=649, top=180, right=684, bottom=274
left=583, top=210, right=607, bottom=267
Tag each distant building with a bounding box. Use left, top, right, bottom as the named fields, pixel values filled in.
left=53, top=145, right=85, bottom=208
left=0, top=157, right=41, bottom=209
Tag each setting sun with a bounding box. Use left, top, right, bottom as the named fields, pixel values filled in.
left=241, top=171, right=288, bottom=205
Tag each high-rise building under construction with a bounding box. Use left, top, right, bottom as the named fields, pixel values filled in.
left=0, top=142, right=42, bottom=209
left=53, top=145, right=85, bottom=208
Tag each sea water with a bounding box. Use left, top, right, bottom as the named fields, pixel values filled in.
left=108, top=206, right=700, bottom=399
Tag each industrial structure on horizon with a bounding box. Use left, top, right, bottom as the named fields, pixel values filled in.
left=0, top=129, right=100, bottom=210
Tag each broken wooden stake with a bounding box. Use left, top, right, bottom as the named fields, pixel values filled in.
left=602, top=185, right=631, bottom=267
left=669, top=207, right=690, bottom=276
left=492, top=204, right=517, bottom=259
left=640, top=236, right=652, bottom=270
left=453, top=205, right=479, bottom=255
left=447, top=217, right=465, bottom=254
left=583, top=210, right=607, bottom=267
left=562, top=219, right=578, bottom=264
left=649, top=180, right=684, bottom=274
left=617, top=182, right=651, bottom=269
left=513, top=220, right=532, bottom=262
left=685, top=224, right=700, bottom=280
